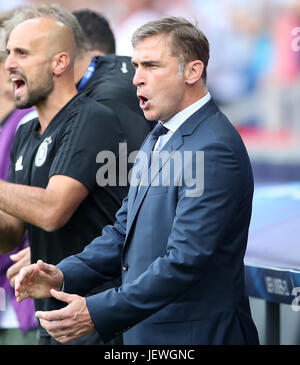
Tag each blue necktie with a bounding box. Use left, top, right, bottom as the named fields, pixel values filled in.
left=146, top=122, right=169, bottom=168
left=137, top=122, right=168, bottom=188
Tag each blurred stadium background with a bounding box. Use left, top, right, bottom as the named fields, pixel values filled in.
left=1, top=0, right=300, bottom=345
left=2, top=0, right=299, bottom=182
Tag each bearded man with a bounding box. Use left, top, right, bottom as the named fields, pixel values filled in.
left=0, top=12, right=128, bottom=345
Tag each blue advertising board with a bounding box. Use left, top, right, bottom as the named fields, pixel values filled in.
left=244, top=182, right=300, bottom=307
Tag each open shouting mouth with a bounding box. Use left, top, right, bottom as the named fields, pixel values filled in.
left=10, top=74, right=26, bottom=97
left=138, top=94, right=150, bottom=110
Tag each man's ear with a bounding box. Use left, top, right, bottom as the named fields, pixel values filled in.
left=184, top=60, right=204, bottom=86
left=51, top=52, right=70, bottom=77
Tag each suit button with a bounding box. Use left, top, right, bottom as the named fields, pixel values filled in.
left=122, top=263, right=129, bottom=271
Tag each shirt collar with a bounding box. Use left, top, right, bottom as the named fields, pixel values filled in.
left=160, top=91, right=211, bottom=133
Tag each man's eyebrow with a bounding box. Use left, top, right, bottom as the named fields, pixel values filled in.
left=17, top=47, right=29, bottom=53
left=7, top=46, right=30, bottom=54
left=131, top=60, right=159, bottom=67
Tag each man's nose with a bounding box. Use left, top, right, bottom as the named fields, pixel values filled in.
left=4, top=53, right=17, bottom=71
left=133, top=67, right=145, bottom=87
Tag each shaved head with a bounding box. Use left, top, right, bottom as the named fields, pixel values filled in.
left=10, top=17, right=77, bottom=65
left=3, top=4, right=87, bottom=59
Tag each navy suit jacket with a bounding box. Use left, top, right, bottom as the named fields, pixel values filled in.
left=57, top=99, right=259, bottom=345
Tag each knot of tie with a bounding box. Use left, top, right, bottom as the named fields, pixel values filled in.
left=150, top=122, right=169, bottom=139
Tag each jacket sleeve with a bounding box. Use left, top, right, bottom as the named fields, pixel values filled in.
left=56, top=196, right=128, bottom=296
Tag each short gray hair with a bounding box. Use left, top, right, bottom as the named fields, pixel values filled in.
left=3, top=4, right=88, bottom=56
left=132, top=16, right=210, bottom=83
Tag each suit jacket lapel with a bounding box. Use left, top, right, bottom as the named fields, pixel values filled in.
left=125, top=98, right=219, bottom=241
left=126, top=136, right=151, bottom=217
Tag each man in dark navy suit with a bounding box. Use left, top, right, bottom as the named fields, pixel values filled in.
left=16, top=16, right=259, bottom=345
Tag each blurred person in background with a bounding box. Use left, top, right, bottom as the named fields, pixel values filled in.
left=154, top=0, right=196, bottom=22
left=114, top=0, right=161, bottom=56
left=0, top=5, right=129, bottom=345
left=263, top=0, right=300, bottom=132
left=193, top=0, right=266, bottom=128
left=73, top=8, right=116, bottom=56
left=73, top=8, right=155, bottom=134
left=0, top=14, right=38, bottom=345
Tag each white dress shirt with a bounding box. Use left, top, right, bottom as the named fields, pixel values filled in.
left=154, top=92, right=211, bottom=152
